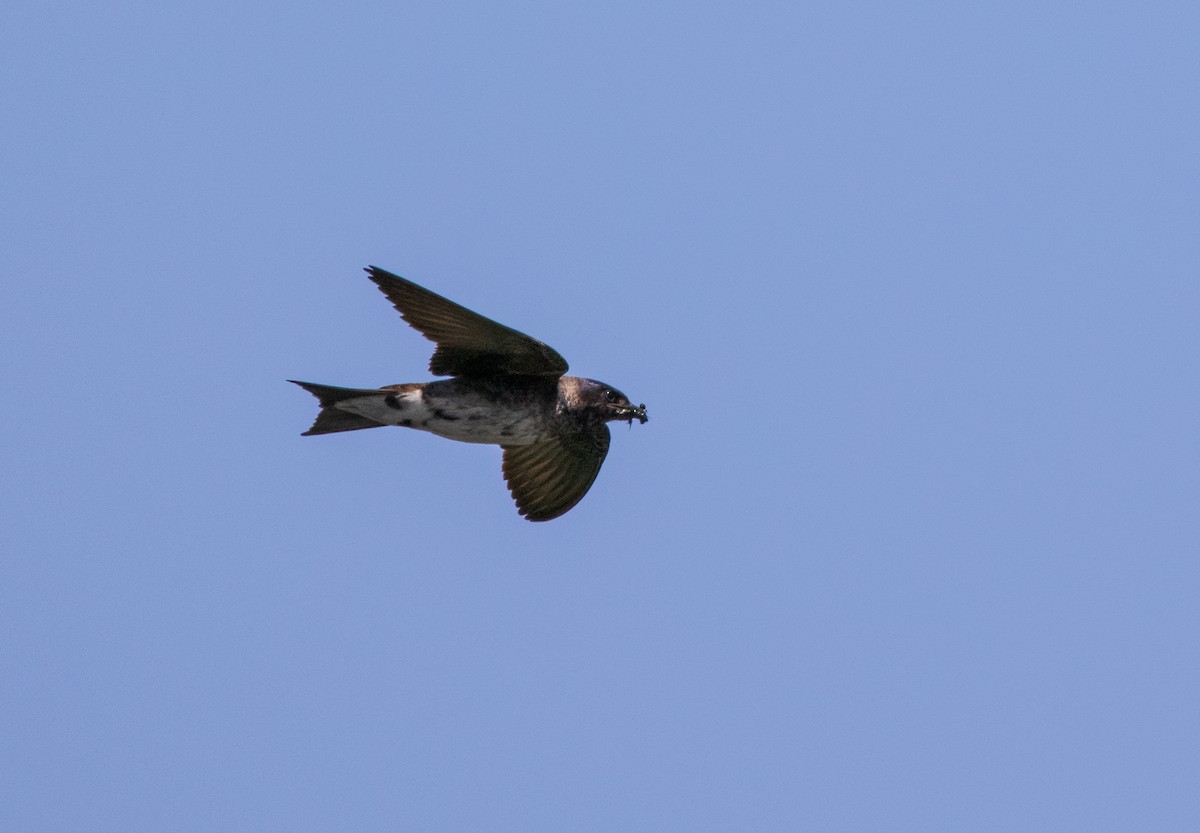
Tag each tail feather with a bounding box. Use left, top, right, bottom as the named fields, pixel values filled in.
left=289, top=380, right=387, bottom=436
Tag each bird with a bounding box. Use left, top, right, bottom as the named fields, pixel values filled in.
left=290, top=266, right=648, bottom=521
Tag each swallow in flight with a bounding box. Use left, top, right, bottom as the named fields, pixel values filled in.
left=290, top=267, right=648, bottom=521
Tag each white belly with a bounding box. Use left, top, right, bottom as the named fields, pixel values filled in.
left=334, top=386, right=547, bottom=445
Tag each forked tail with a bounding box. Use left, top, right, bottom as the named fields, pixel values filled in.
left=288, top=380, right=387, bottom=436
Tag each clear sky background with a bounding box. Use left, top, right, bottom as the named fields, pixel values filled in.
left=2, top=2, right=1197, bottom=831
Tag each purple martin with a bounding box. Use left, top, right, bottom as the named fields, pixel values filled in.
left=290, top=267, right=648, bottom=521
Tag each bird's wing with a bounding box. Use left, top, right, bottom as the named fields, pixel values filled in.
left=365, top=266, right=569, bottom=377
left=502, top=424, right=611, bottom=521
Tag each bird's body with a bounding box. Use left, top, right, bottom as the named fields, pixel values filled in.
left=291, top=267, right=647, bottom=521
left=295, top=376, right=558, bottom=445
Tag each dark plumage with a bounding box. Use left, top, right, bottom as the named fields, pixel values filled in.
left=290, top=267, right=647, bottom=521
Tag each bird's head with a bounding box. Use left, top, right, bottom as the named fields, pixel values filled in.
left=575, top=379, right=648, bottom=425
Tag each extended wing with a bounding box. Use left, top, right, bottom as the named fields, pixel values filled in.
left=501, top=424, right=611, bottom=521
left=366, top=266, right=569, bottom=377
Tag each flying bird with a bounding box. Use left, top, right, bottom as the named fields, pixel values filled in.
left=290, top=267, right=648, bottom=521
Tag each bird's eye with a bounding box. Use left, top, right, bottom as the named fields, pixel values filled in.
left=604, top=389, right=620, bottom=403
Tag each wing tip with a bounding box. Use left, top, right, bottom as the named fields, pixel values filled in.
left=364, top=264, right=395, bottom=285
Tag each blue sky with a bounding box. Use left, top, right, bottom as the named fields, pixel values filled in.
left=3, top=2, right=1197, bottom=830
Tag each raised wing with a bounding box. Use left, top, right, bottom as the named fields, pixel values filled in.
left=501, top=424, right=611, bottom=521
left=365, top=266, right=569, bottom=377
